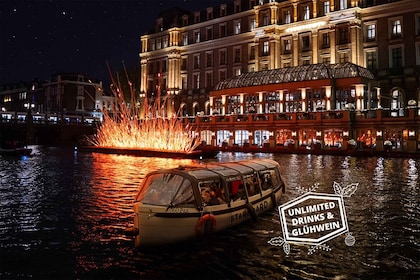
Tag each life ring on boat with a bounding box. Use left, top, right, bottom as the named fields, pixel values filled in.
left=196, top=214, right=216, bottom=236
left=246, top=202, right=258, bottom=222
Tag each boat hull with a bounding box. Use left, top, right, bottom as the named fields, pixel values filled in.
left=132, top=187, right=283, bottom=247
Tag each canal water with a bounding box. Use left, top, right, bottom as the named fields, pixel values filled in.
left=0, top=146, right=418, bottom=279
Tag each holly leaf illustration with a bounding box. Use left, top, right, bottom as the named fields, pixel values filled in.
left=333, top=181, right=343, bottom=195
left=341, top=183, right=358, bottom=197
left=283, top=242, right=290, bottom=255
left=267, top=236, right=284, bottom=247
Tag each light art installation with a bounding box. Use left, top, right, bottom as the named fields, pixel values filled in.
left=87, top=75, right=201, bottom=153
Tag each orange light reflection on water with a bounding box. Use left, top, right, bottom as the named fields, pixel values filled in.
left=74, top=153, right=197, bottom=272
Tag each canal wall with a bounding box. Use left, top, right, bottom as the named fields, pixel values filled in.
left=0, top=123, right=96, bottom=146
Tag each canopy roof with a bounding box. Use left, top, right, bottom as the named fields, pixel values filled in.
left=214, top=63, right=375, bottom=91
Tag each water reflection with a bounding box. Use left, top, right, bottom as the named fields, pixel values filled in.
left=0, top=148, right=418, bottom=279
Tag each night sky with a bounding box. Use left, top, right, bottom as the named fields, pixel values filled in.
left=0, top=0, right=228, bottom=87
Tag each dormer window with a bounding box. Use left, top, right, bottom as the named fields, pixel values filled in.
left=234, top=0, right=241, bottom=13
left=182, top=15, right=188, bottom=26
left=207, top=7, right=213, bottom=20
left=220, top=4, right=227, bottom=16
left=194, top=12, right=200, bottom=24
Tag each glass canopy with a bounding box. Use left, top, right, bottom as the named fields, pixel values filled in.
left=214, top=63, right=375, bottom=91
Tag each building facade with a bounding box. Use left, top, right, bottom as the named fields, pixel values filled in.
left=0, top=74, right=107, bottom=124
left=140, top=0, right=420, bottom=152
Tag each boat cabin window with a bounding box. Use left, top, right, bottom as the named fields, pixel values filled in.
left=243, top=173, right=261, bottom=196
left=227, top=178, right=246, bottom=201
left=138, top=173, right=195, bottom=207
left=199, top=180, right=226, bottom=206
left=259, top=168, right=281, bottom=190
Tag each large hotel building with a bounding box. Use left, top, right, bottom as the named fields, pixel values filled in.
left=139, top=0, right=419, bottom=153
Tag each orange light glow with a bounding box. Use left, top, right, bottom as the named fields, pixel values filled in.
left=87, top=78, right=201, bottom=153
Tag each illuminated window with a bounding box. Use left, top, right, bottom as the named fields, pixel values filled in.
left=284, top=10, right=291, bottom=24
left=262, top=41, right=269, bottom=55
left=183, top=33, right=188, bottom=46
left=366, top=24, right=376, bottom=41
left=194, top=30, right=200, bottom=43
left=234, top=21, right=241, bottom=34
left=303, top=6, right=310, bottom=20
left=323, top=1, right=330, bottom=15
left=250, top=18, right=256, bottom=30
left=391, top=19, right=402, bottom=37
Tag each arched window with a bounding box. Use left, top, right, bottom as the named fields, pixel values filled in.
left=234, top=130, right=249, bottom=146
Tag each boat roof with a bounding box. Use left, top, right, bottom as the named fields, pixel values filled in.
left=172, top=159, right=279, bottom=181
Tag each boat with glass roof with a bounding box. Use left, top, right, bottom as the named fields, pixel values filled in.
left=125, top=159, right=285, bottom=247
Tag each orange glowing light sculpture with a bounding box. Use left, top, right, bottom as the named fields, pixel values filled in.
left=87, top=72, right=201, bottom=154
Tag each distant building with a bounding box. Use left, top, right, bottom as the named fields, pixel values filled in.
left=0, top=73, right=110, bottom=124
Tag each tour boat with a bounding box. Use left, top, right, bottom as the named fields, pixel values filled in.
left=125, top=159, right=286, bottom=247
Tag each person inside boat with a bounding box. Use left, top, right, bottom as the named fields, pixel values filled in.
left=207, top=189, right=221, bottom=205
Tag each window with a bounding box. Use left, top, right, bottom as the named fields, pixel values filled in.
left=234, top=68, right=241, bottom=76
left=283, top=39, right=291, bottom=53
left=234, top=47, right=241, bottom=63
left=193, top=73, right=200, bottom=89
left=323, top=1, right=330, bottom=15
left=207, top=8, right=213, bottom=20
left=263, top=13, right=269, bottom=26
left=322, top=57, right=330, bottom=64
left=220, top=24, right=227, bottom=37
left=220, top=49, right=227, bottom=65
left=416, top=14, right=420, bottom=36
left=181, top=58, right=187, bottom=70
left=163, top=36, right=169, bottom=48
left=205, top=72, right=213, bottom=88
left=322, top=33, right=330, bottom=48
left=339, top=52, right=349, bottom=63
left=301, top=35, right=310, bottom=51
left=193, top=54, right=200, bottom=69
left=416, top=42, right=420, bottom=65
left=338, top=26, right=349, bottom=44
left=234, top=21, right=241, bottom=35
left=206, top=52, right=213, bottom=67
left=366, top=50, right=377, bottom=71
left=194, top=12, right=200, bottom=24
left=262, top=41, right=270, bottom=56
left=183, top=33, right=188, bottom=46
left=206, top=27, right=213, bottom=40
left=250, top=18, right=256, bottom=30
left=219, top=70, right=226, bottom=82
left=249, top=45, right=256, bottom=60
left=339, top=0, right=347, bottom=10
left=234, top=0, right=241, bottom=13
left=284, top=10, right=291, bottom=24
left=182, top=15, right=188, bottom=26
left=194, top=31, right=200, bottom=43
left=390, top=46, right=403, bottom=68
left=220, top=4, right=227, bottom=16
left=303, top=6, right=310, bottom=20
left=366, top=24, right=376, bottom=41
left=391, top=19, right=402, bottom=37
